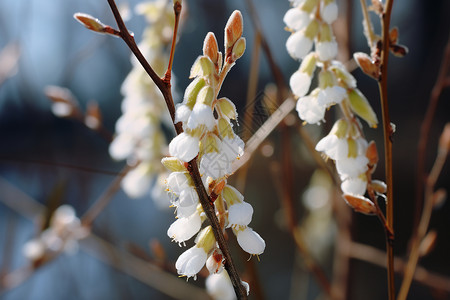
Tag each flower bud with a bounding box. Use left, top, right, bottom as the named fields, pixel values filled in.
left=366, top=140, right=379, bottom=166
left=190, top=56, right=215, bottom=79
left=224, top=10, right=243, bottom=50
left=184, top=77, right=206, bottom=108
left=74, top=13, right=106, bottom=33
left=161, top=157, right=186, bottom=172
left=390, top=44, right=408, bottom=57
left=371, top=180, right=387, bottom=194
left=217, top=117, right=234, bottom=139
left=439, top=123, right=450, bottom=152
left=231, top=37, right=246, bottom=61
left=203, top=32, right=219, bottom=65
left=389, top=27, right=399, bottom=44
left=354, top=52, right=379, bottom=80
left=432, top=189, right=446, bottom=209
left=342, top=194, right=376, bottom=215
left=195, top=226, right=216, bottom=252
left=347, top=88, right=378, bottom=128
left=216, top=97, right=237, bottom=120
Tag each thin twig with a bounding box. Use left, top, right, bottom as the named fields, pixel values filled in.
left=377, top=1, right=395, bottom=298
left=398, top=141, right=449, bottom=300
left=349, top=241, right=450, bottom=293
left=163, top=1, right=182, bottom=84
left=359, top=0, right=376, bottom=48
left=105, top=1, right=247, bottom=297
left=81, top=165, right=131, bottom=227
left=414, top=36, right=450, bottom=235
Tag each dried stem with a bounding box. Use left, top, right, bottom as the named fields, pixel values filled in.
left=414, top=36, right=450, bottom=234
left=348, top=241, right=450, bottom=293
left=81, top=165, right=131, bottom=227
left=377, top=1, right=395, bottom=299
left=397, top=140, right=449, bottom=300
left=163, top=1, right=182, bottom=84
left=105, top=1, right=247, bottom=297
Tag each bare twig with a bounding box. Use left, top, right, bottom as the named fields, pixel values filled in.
left=414, top=36, right=450, bottom=234
left=398, top=129, right=450, bottom=300
left=376, top=1, right=396, bottom=298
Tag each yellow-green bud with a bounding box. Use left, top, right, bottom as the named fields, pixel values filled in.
left=330, top=119, right=349, bottom=139
left=222, top=185, right=244, bottom=206
left=184, top=77, right=206, bottom=109
left=216, top=97, right=237, bottom=120
left=299, top=52, right=317, bottom=75
left=218, top=117, right=234, bottom=139
left=304, top=19, right=319, bottom=40
left=195, top=226, right=216, bottom=252
left=231, top=37, right=246, bottom=61
left=190, top=56, right=215, bottom=79
left=347, top=138, right=358, bottom=158
left=301, top=0, right=319, bottom=13
left=318, top=69, right=335, bottom=89
left=319, top=23, right=333, bottom=42
left=197, top=86, right=214, bottom=106
left=161, top=157, right=186, bottom=172
left=348, top=89, right=378, bottom=128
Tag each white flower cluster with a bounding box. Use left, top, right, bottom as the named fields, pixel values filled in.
left=109, top=0, right=175, bottom=201
left=23, top=205, right=89, bottom=261
left=285, top=0, right=383, bottom=203
left=162, top=11, right=265, bottom=285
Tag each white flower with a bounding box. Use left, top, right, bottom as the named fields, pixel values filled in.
left=296, top=94, right=326, bottom=124
left=290, top=70, right=312, bottom=98
left=283, top=8, right=310, bottom=31
left=169, top=132, right=200, bottom=162
left=122, top=163, right=152, bottom=198
left=175, top=104, right=192, bottom=124
left=336, top=156, right=369, bottom=178
left=167, top=212, right=202, bottom=244
left=317, top=85, right=347, bottom=106
left=286, top=31, right=314, bottom=60
left=321, top=1, right=338, bottom=24
left=316, top=40, right=338, bottom=61
left=109, top=133, right=136, bottom=161
left=166, top=172, right=190, bottom=195
left=315, top=135, right=348, bottom=161
left=175, top=246, right=208, bottom=279
left=200, top=152, right=232, bottom=179
left=234, top=227, right=265, bottom=255
left=341, top=176, right=367, bottom=196
left=206, top=271, right=236, bottom=300
left=187, top=103, right=216, bottom=131
left=227, top=202, right=253, bottom=228
left=221, top=136, right=244, bottom=162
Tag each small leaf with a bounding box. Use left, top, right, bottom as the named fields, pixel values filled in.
left=390, top=44, right=408, bottom=57
left=353, top=52, right=379, bottom=80
left=389, top=27, right=399, bottom=44
left=343, top=194, right=377, bottom=215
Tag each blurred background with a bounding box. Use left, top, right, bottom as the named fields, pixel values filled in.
left=0, top=0, right=449, bottom=299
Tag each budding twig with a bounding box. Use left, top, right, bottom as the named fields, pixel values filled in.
left=104, top=1, right=247, bottom=298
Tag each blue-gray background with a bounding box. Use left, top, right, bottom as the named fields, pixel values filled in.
left=0, top=0, right=449, bottom=299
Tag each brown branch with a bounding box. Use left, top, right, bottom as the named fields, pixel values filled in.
left=376, top=1, right=396, bottom=299
left=105, top=1, right=247, bottom=297
left=163, top=1, right=182, bottom=84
